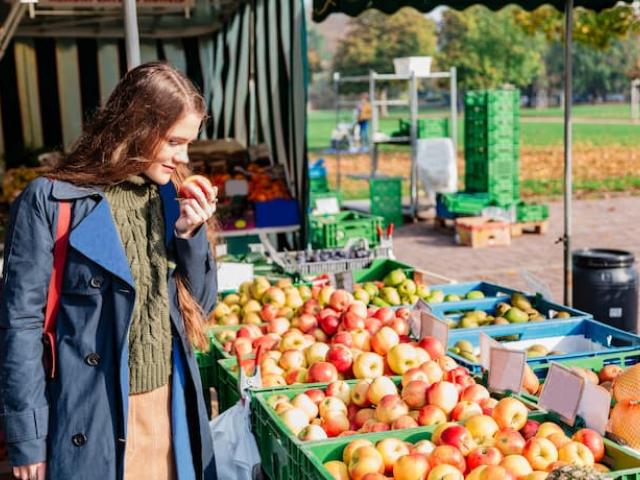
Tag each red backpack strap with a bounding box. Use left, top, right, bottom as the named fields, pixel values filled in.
left=43, top=201, right=72, bottom=379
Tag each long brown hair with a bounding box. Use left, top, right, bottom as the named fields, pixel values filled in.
left=49, top=62, right=213, bottom=352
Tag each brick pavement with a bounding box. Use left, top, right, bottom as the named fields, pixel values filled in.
left=393, top=196, right=640, bottom=308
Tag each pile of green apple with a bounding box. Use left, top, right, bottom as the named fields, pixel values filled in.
left=353, top=269, right=455, bottom=308
left=449, top=293, right=571, bottom=330
left=210, top=276, right=312, bottom=326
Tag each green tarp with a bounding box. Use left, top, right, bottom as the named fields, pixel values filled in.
left=313, top=0, right=626, bottom=22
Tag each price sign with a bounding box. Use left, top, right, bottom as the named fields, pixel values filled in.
left=488, top=348, right=526, bottom=394
left=479, top=333, right=503, bottom=370
left=577, top=381, right=611, bottom=435
left=419, top=310, right=449, bottom=347
left=333, top=271, right=354, bottom=292
left=539, top=363, right=585, bottom=426
left=409, top=298, right=432, bottom=338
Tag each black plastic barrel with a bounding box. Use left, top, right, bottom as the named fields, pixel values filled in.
left=573, top=249, right=639, bottom=332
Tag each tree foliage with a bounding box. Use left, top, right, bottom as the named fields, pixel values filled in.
left=514, top=5, right=639, bottom=50
left=437, top=6, right=547, bottom=90
left=332, top=7, right=437, bottom=77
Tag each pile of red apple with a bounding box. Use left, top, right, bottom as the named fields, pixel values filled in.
left=319, top=396, right=609, bottom=480
left=223, top=288, right=440, bottom=387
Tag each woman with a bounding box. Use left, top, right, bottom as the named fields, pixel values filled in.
left=0, top=62, right=218, bottom=480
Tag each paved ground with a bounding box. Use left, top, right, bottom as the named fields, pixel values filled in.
left=393, top=195, right=640, bottom=307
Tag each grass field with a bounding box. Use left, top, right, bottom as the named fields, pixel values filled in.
left=307, top=106, right=640, bottom=151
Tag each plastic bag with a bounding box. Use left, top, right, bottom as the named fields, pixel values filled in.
left=416, top=138, right=458, bottom=205
left=209, top=399, right=261, bottom=480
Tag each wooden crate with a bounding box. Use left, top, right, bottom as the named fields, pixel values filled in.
left=455, top=217, right=511, bottom=248
left=511, top=220, right=549, bottom=237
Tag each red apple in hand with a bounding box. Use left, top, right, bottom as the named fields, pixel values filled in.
left=178, top=175, right=214, bottom=199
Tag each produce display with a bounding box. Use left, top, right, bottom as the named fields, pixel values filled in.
left=200, top=255, right=640, bottom=479
left=353, top=269, right=449, bottom=307
left=442, top=293, right=571, bottom=329
left=209, top=163, right=291, bottom=202
left=265, top=360, right=540, bottom=442
left=317, top=402, right=610, bottom=480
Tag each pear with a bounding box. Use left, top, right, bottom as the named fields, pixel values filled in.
left=459, top=316, right=479, bottom=329
left=495, top=302, right=512, bottom=318
left=223, top=293, right=240, bottom=306
left=372, top=297, right=390, bottom=307
left=493, top=317, right=509, bottom=325
left=363, top=282, right=379, bottom=299
left=353, top=288, right=370, bottom=305
left=384, top=269, right=407, bottom=287
left=465, top=290, right=485, bottom=300
left=398, top=279, right=417, bottom=297
left=505, top=307, right=529, bottom=323
left=511, top=293, right=533, bottom=313
left=428, top=290, right=445, bottom=304
left=416, top=283, right=431, bottom=299
left=455, top=340, right=474, bottom=355
left=380, top=287, right=401, bottom=306
left=554, top=311, right=571, bottom=319
left=444, top=294, right=462, bottom=302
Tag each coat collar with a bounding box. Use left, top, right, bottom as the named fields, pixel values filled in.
left=52, top=180, right=102, bottom=200
left=64, top=180, right=180, bottom=287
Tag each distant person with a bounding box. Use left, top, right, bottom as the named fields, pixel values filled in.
left=357, top=92, right=372, bottom=147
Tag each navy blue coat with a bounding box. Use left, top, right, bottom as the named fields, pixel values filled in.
left=0, top=177, right=218, bottom=479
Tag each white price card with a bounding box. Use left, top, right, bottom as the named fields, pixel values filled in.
left=419, top=310, right=449, bottom=347
left=538, top=363, right=585, bottom=426
left=480, top=333, right=503, bottom=370
left=577, top=380, right=611, bottom=435
left=488, top=347, right=526, bottom=394
left=409, top=298, right=432, bottom=338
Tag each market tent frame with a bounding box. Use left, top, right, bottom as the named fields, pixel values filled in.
left=313, top=0, right=630, bottom=306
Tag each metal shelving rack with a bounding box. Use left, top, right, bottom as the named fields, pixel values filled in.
left=333, top=67, right=458, bottom=219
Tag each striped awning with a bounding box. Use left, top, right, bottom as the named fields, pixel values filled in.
left=313, top=0, right=630, bottom=22
left=0, top=0, right=307, bottom=205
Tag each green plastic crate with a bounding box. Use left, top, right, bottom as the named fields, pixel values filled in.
left=309, top=176, right=329, bottom=193
left=195, top=349, right=215, bottom=415
left=309, top=211, right=383, bottom=249
left=369, top=177, right=403, bottom=228
left=395, top=118, right=450, bottom=139
left=517, top=201, right=550, bottom=223
left=301, top=410, right=640, bottom=480
left=520, top=349, right=640, bottom=404
left=441, top=192, right=492, bottom=216
left=217, top=357, right=242, bottom=413
left=309, top=190, right=342, bottom=215
left=352, top=258, right=415, bottom=283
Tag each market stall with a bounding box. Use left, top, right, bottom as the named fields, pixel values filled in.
left=199, top=2, right=640, bottom=480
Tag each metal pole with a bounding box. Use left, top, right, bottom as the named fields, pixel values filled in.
left=333, top=72, right=341, bottom=191
left=409, top=71, right=418, bottom=219
left=563, top=0, right=574, bottom=306
left=123, top=0, right=141, bottom=70
left=450, top=67, right=458, bottom=154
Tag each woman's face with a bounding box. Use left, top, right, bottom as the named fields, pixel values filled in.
left=145, top=112, right=202, bottom=185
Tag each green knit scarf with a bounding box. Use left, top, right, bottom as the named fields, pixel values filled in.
left=104, top=175, right=172, bottom=394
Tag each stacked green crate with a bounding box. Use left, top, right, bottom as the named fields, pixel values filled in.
left=370, top=176, right=403, bottom=227
left=464, top=90, right=520, bottom=207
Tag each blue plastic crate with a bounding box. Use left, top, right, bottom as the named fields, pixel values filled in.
left=255, top=199, right=300, bottom=228
left=309, top=159, right=327, bottom=179
left=431, top=294, right=592, bottom=325
left=428, top=281, right=523, bottom=303
left=447, top=318, right=640, bottom=374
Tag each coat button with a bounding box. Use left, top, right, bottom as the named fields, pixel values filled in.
left=85, top=353, right=101, bottom=366
left=90, top=276, right=104, bottom=288
left=72, top=433, right=87, bottom=447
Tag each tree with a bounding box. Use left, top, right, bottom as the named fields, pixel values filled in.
left=514, top=5, right=639, bottom=50
left=307, top=25, right=326, bottom=74
left=437, top=6, right=547, bottom=91
left=543, top=35, right=640, bottom=102
left=332, top=7, right=437, bottom=77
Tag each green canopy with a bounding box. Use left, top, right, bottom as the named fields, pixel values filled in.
left=313, top=0, right=624, bottom=22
